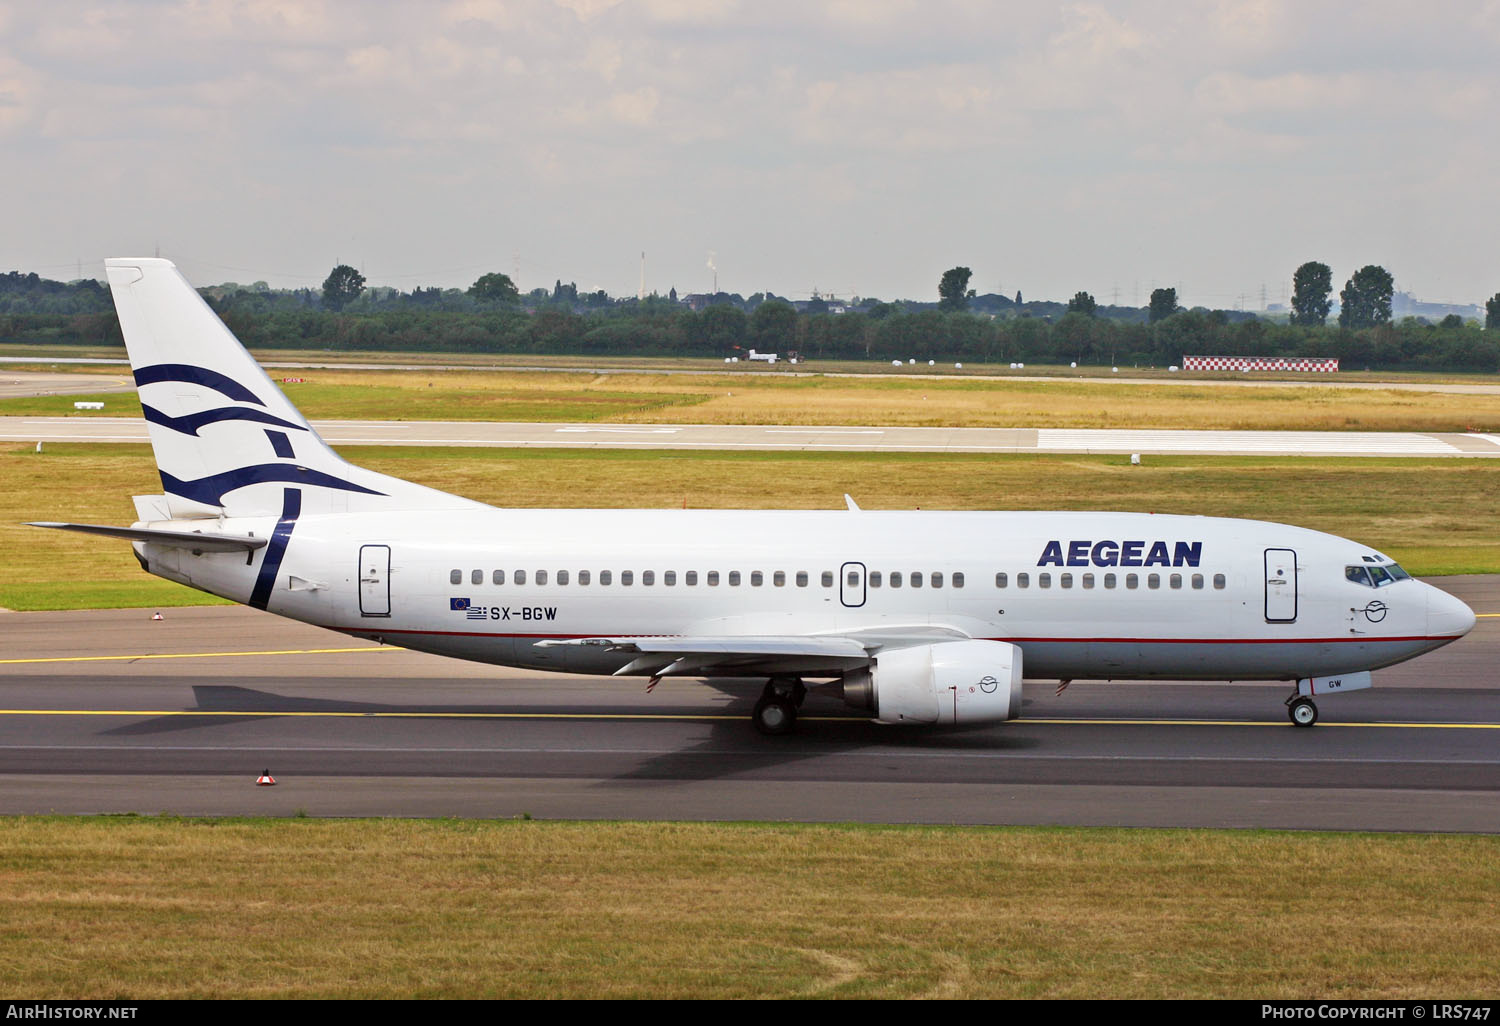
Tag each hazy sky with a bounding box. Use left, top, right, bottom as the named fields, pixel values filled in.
left=3, top=1, right=1497, bottom=307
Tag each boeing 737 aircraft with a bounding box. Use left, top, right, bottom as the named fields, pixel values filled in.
left=31, top=259, right=1476, bottom=734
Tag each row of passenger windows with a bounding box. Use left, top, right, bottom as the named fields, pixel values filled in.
left=449, top=567, right=1224, bottom=591
left=449, top=568, right=954, bottom=588
left=995, top=571, right=1226, bottom=590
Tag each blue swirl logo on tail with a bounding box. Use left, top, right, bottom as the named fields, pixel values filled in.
left=143, top=404, right=308, bottom=437
left=134, top=364, right=266, bottom=405
left=161, top=466, right=385, bottom=507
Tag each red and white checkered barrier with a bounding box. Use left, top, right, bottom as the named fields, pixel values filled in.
left=1183, top=356, right=1339, bottom=372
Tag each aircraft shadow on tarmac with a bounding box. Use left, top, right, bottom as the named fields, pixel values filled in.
left=96, top=681, right=1041, bottom=782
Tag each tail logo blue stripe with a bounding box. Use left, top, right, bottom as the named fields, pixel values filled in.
left=142, top=403, right=307, bottom=437
left=249, top=488, right=301, bottom=610
left=134, top=364, right=265, bottom=406
left=161, top=466, right=385, bottom=507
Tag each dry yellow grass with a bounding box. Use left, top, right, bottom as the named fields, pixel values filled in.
left=10, top=365, right=1500, bottom=431
left=1, top=818, right=1496, bottom=999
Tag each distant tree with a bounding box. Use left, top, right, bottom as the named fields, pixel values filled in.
left=938, top=267, right=973, bottom=312
left=1290, top=261, right=1333, bottom=327
left=1067, top=291, right=1098, bottom=317
left=1338, top=265, right=1394, bottom=329
left=750, top=300, right=797, bottom=348
left=1014, top=290, right=1022, bottom=306
left=321, top=264, right=365, bottom=311
left=468, top=272, right=519, bottom=305
left=1148, top=287, right=1178, bottom=324
left=552, top=279, right=578, bottom=304
left=1486, top=293, right=1500, bottom=330
left=1439, top=313, right=1464, bottom=330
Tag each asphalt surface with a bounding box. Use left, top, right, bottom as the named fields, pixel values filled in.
left=1, top=577, right=1495, bottom=830
left=9, top=415, right=1500, bottom=457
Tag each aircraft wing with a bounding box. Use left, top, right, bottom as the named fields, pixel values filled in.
left=537, top=628, right=970, bottom=678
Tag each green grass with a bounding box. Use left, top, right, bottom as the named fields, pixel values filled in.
left=3, top=443, right=1498, bottom=609
left=0, top=818, right=1495, bottom=998
left=9, top=362, right=1500, bottom=430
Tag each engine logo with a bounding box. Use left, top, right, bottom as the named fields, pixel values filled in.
left=978, top=675, right=999, bottom=693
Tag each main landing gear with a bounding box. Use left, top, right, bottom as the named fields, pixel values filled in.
left=752, top=677, right=807, bottom=736
left=1286, top=693, right=1319, bottom=728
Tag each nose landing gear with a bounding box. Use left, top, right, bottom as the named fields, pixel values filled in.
left=1286, top=693, right=1319, bottom=728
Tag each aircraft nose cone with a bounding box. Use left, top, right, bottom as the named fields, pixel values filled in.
left=1427, top=586, right=1476, bottom=639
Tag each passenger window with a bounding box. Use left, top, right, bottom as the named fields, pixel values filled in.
left=821, top=571, right=834, bottom=588
left=1169, top=574, right=1181, bottom=589
left=1017, top=573, right=1030, bottom=588
left=621, top=570, right=633, bottom=586
left=1104, top=573, right=1116, bottom=589
left=579, top=570, right=590, bottom=586
left=995, top=572, right=1007, bottom=588
left=1060, top=573, right=1072, bottom=588
left=910, top=572, right=922, bottom=589
left=515, top=570, right=527, bottom=586
left=869, top=571, right=882, bottom=588
left=1082, top=573, right=1094, bottom=589
left=665, top=571, right=676, bottom=586
left=953, top=572, right=964, bottom=588
left=1192, top=574, right=1203, bottom=589
left=795, top=571, right=807, bottom=587
left=600, top=570, right=611, bottom=585
left=751, top=571, right=763, bottom=587
left=1213, top=574, right=1226, bottom=589
left=1126, top=574, right=1138, bottom=590
left=493, top=570, right=505, bottom=586
left=773, top=571, right=785, bottom=587
left=1038, top=573, right=1051, bottom=589
left=931, top=572, right=943, bottom=588
left=642, top=570, right=654, bottom=586
left=1147, top=574, right=1159, bottom=589
left=708, top=571, right=719, bottom=586
left=729, top=571, right=741, bottom=586
left=847, top=570, right=858, bottom=587
left=891, top=572, right=903, bottom=588
left=536, top=570, right=548, bottom=586
left=471, top=569, right=483, bottom=586
left=686, top=571, right=698, bottom=586
left=450, top=569, right=461, bottom=585
left=557, top=570, right=569, bottom=585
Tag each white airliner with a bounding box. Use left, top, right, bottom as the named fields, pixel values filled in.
left=32, top=258, right=1476, bottom=733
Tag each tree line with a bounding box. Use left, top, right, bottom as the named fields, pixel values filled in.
left=2, top=263, right=1499, bottom=373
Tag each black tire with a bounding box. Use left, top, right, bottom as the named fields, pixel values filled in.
left=753, top=696, right=797, bottom=736
left=1289, top=697, right=1318, bottom=728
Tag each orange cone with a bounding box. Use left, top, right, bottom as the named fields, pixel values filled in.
left=256, top=770, right=276, bottom=786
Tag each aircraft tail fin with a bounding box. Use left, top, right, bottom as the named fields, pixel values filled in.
left=104, top=258, right=480, bottom=518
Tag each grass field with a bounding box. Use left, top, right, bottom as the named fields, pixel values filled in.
left=3, top=442, right=1497, bottom=609
left=8, top=364, right=1500, bottom=431
left=1, top=817, right=1495, bottom=998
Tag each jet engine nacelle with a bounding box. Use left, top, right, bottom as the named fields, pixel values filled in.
left=842, top=639, right=1023, bottom=725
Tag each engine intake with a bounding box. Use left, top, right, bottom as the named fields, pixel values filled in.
left=842, top=639, right=1023, bottom=725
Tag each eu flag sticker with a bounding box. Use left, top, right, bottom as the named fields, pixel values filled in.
left=450, top=597, right=470, bottom=611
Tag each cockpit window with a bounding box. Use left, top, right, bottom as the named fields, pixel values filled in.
left=1346, top=562, right=1409, bottom=587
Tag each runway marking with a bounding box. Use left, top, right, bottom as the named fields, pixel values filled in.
left=0, top=646, right=395, bottom=666
left=0, top=709, right=1498, bottom=729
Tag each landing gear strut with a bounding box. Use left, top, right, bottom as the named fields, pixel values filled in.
left=1286, top=693, right=1318, bottom=728
left=752, top=677, right=806, bottom=736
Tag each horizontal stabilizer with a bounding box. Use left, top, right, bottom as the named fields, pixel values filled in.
left=26, top=522, right=268, bottom=552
